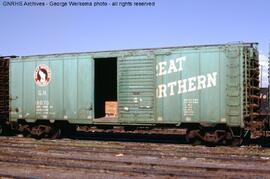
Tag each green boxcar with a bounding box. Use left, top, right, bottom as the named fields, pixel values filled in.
left=9, top=43, right=259, bottom=129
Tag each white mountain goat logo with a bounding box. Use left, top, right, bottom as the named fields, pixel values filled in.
left=34, top=64, right=51, bottom=87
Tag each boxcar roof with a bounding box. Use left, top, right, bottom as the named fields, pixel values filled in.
left=4, top=42, right=258, bottom=59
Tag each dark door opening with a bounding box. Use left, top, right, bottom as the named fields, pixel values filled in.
left=94, top=58, right=117, bottom=118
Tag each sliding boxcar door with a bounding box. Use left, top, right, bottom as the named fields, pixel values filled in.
left=118, top=55, right=155, bottom=123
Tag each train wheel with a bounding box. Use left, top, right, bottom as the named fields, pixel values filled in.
left=30, top=125, right=48, bottom=139
left=222, top=131, right=243, bottom=146
left=221, top=132, right=232, bottom=145
left=191, top=138, right=202, bottom=145
left=186, top=129, right=202, bottom=145
left=23, top=132, right=32, bottom=138
left=231, top=137, right=243, bottom=146
left=0, top=124, right=3, bottom=135
left=50, top=127, right=61, bottom=139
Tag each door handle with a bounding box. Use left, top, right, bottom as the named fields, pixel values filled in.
left=10, top=96, right=18, bottom=100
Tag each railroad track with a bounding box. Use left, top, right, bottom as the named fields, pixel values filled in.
left=0, top=136, right=268, bottom=160
left=1, top=137, right=270, bottom=178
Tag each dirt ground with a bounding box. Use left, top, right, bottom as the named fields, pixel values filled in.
left=1, top=136, right=270, bottom=179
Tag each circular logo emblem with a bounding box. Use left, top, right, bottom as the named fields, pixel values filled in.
left=34, top=64, right=51, bottom=87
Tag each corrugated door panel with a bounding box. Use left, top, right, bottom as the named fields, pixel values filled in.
left=118, top=55, right=155, bottom=123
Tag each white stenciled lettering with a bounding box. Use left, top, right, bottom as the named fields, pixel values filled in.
left=157, top=72, right=218, bottom=99
left=156, top=56, right=186, bottom=76
left=178, top=79, right=187, bottom=94
left=158, top=84, right=167, bottom=98
left=167, top=82, right=177, bottom=96
left=188, top=77, right=196, bottom=92
left=167, top=60, right=178, bottom=74
left=207, top=72, right=217, bottom=87
left=175, top=56, right=186, bottom=71
left=197, top=75, right=206, bottom=90
left=156, top=57, right=218, bottom=99
left=158, top=61, right=167, bottom=76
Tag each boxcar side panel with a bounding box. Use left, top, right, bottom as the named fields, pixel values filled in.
left=49, top=59, right=64, bottom=120
left=10, top=62, right=23, bottom=120
left=225, top=48, right=243, bottom=126
left=10, top=55, right=94, bottom=124
left=155, top=47, right=235, bottom=125
left=63, top=58, right=78, bottom=120
left=77, top=57, right=94, bottom=121
left=23, top=61, right=36, bottom=120
left=199, top=50, right=223, bottom=123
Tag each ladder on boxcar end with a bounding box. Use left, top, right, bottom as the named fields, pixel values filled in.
left=242, top=46, right=262, bottom=137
